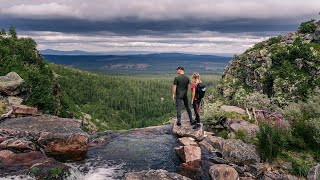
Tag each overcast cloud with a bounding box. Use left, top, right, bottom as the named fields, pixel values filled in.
left=0, top=0, right=319, bottom=54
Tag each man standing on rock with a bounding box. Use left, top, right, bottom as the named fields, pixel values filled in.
left=172, top=66, right=194, bottom=126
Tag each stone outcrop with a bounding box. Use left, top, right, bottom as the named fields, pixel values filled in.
left=0, top=115, right=89, bottom=161
left=175, top=145, right=201, bottom=163
left=124, top=169, right=191, bottom=180
left=220, top=20, right=320, bottom=105
left=222, top=139, right=260, bottom=165
left=308, top=164, right=320, bottom=180
left=0, top=72, right=24, bottom=96
left=172, top=117, right=204, bottom=141
left=209, top=164, right=239, bottom=180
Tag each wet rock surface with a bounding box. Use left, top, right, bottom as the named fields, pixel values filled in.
left=82, top=125, right=181, bottom=179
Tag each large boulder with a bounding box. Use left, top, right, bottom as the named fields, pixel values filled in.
left=124, top=169, right=191, bottom=180
left=222, top=139, right=260, bottom=165
left=308, top=164, right=320, bottom=180
left=175, top=145, right=201, bottom=163
left=0, top=72, right=24, bottom=96
left=209, top=164, right=239, bottom=180
left=206, top=135, right=225, bottom=153
left=0, top=115, right=88, bottom=161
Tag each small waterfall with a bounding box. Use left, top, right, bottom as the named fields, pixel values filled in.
left=1, top=176, right=34, bottom=180
left=66, top=161, right=125, bottom=180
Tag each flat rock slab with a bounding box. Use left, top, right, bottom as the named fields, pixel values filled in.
left=124, top=169, right=191, bottom=180
left=172, top=113, right=204, bottom=141
left=0, top=115, right=88, bottom=161
left=12, top=104, right=38, bottom=115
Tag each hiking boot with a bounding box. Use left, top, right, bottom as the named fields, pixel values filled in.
left=190, top=121, right=197, bottom=125
left=193, top=124, right=200, bottom=129
left=177, top=122, right=181, bottom=126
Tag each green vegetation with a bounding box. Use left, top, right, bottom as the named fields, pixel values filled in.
left=282, top=89, right=320, bottom=155
left=0, top=26, right=58, bottom=114
left=0, top=100, right=4, bottom=114
left=281, top=152, right=314, bottom=177
left=235, top=129, right=246, bottom=141
left=268, top=36, right=283, bottom=45
left=50, top=167, right=64, bottom=179
left=53, top=64, right=220, bottom=130
left=29, top=167, right=39, bottom=176
left=310, top=42, right=320, bottom=52
left=220, top=130, right=229, bottom=139
left=298, top=19, right=317, bottom=33
left=256, top=122, right=289, bottom=161
left=1, top=26, right=220, bottom=130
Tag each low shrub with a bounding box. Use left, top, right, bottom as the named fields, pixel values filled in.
left=298, top=19, right=317, bottom=34
left=235, top=129, right=246, bottom=141
left=220, top=130, right=229, bottom=139
left=256, top=122, right=289, bottom=161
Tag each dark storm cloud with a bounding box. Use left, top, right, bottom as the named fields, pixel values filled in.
left=0, top=16, right=300, bottom=36
left=0, top=0, right=319, bottom=53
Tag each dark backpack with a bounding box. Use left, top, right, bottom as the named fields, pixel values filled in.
left=196, top=82, right=206, bottom=100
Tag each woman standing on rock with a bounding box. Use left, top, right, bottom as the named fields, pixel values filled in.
left=191, top=72, right=202, bottom=129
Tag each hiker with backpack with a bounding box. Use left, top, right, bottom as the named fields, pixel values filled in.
left=172, top=66, right=194, bottom=126
left=191, top=72, right=206, bottom=129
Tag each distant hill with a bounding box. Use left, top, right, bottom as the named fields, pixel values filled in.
left=43, top=53, right=231, bottom=74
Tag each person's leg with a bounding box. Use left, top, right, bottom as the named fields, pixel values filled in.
left=183, top=96, right=193, bottom=123
left=176, top=98, right=182, bottom=125
left=195, top=100, right=201, bottom=123
left=193, top=100, right=200, bottom=123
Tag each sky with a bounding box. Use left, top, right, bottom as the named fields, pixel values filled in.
left=0, top=0, right=319, bottom=54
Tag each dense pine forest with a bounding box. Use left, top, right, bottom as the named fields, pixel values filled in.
left=0, top=27, right=220, bottom=130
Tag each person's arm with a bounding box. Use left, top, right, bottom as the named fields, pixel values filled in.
left=191, top=83, right=196, bottom=103
left=172, top=77, right=177, bottom=100
left=172, top=85, right=176, bottom=100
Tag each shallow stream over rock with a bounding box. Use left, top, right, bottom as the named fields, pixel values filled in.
left=66, top=125, right=181, bottom=179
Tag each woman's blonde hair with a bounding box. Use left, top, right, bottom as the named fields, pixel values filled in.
left=192, top=72, right=201, bottom=83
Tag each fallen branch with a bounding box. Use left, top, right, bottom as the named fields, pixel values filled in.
left=0, top=108, right=13, bottom=121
